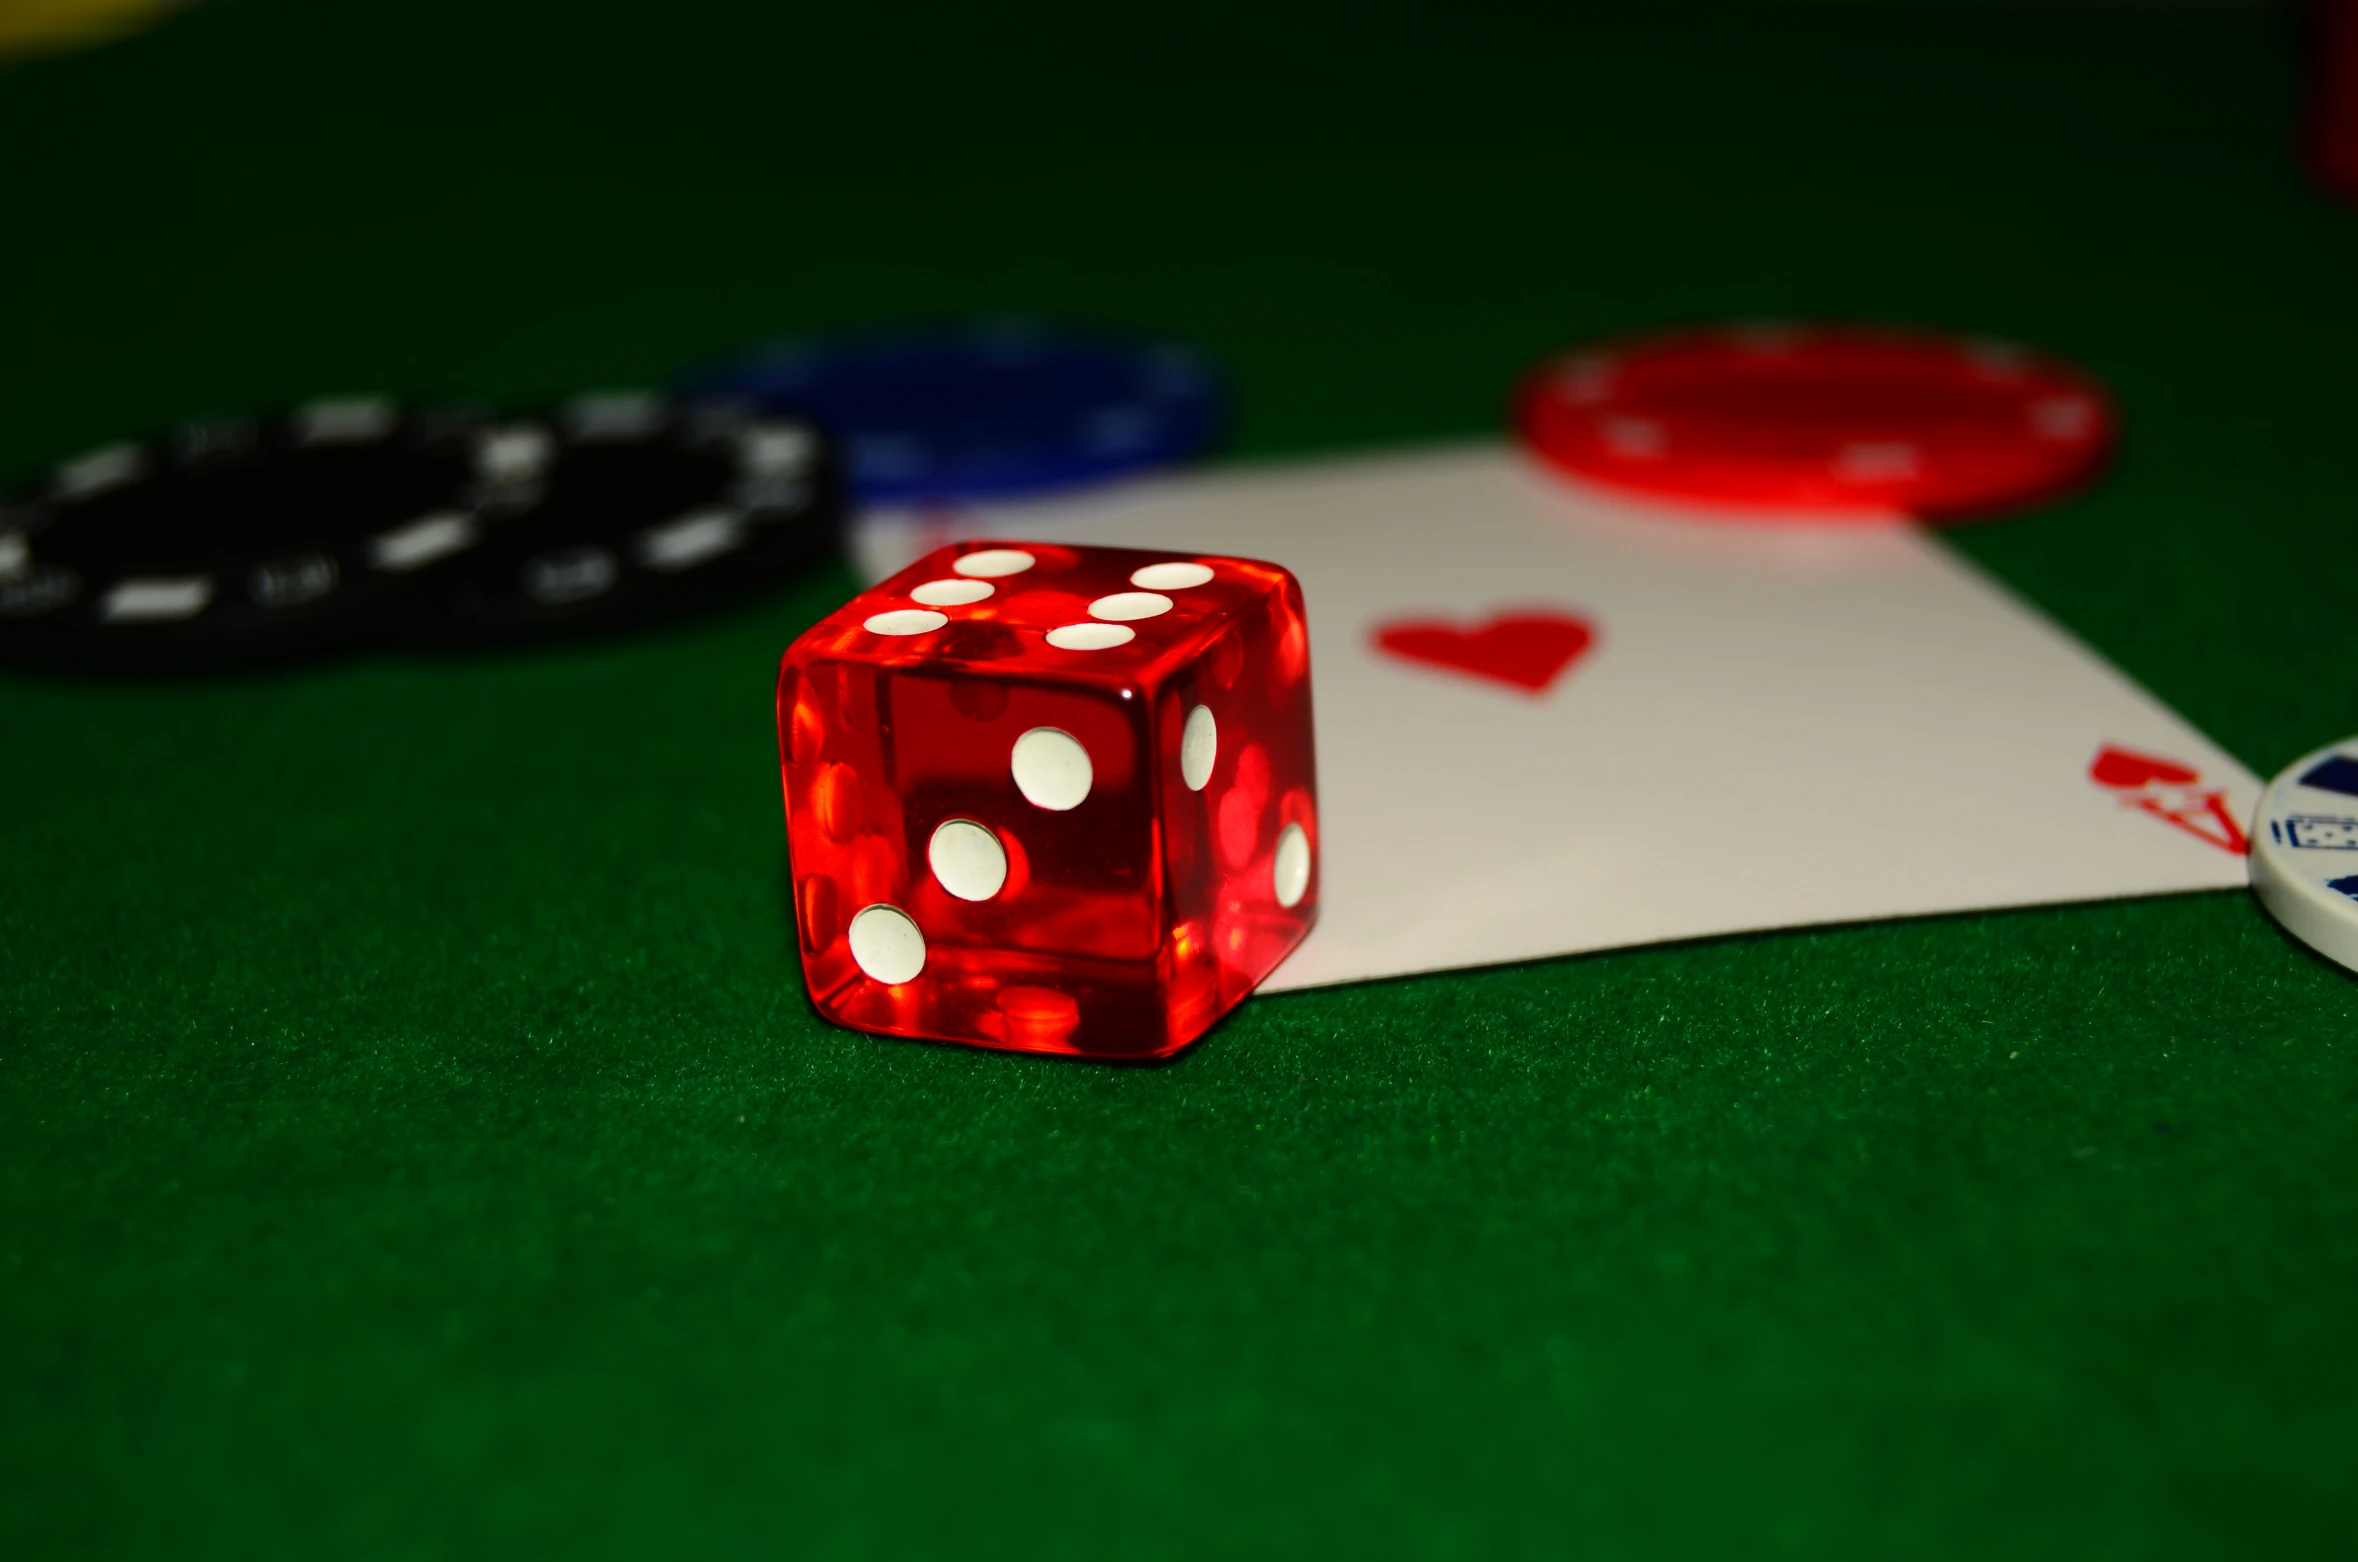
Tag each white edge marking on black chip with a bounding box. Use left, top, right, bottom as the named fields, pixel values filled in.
left=295, top=398, right=397, bottom=445
left=522, top=548, right=617, bottom=605
left=474, top=425, right=554, bottom=484
left=637, top=509, right=746, bottom=572
left=565, top=392, right=666, bottom=441
left=54, top=444, right=144, bottom=501
left=0, top=565, right=76, bottom=617
left=0, top=529, right=26, bottom=581
left=740, top=424, right=816, bottom=477
left=247, top=554, right=339, bottom=609
left=100, top=576, right=214, bottom=623
left=371, top=511, right=478, bottom=572
left=177, top=419, right=256, bottom=461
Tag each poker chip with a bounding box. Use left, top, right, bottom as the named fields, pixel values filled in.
left=2249, top=737, right=2358, bottom=975
left=0, top=398, right=494, bottom=673
left=418, top=392, right=842, bottom=644
left=683, top=320, right=1224, bottom=504
left=1513, top=324, right=2116, bottom=521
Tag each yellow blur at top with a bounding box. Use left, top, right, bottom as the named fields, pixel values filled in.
left=0, top=0, right=184, bottom=60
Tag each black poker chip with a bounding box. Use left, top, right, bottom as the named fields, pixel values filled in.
left=0, top=392, right=845, bottom=674
left=417, top=392, right=844, bottom=645
left=0, top=398, right=509, bottom=674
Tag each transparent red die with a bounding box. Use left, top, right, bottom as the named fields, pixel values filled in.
left=777, top=540, right=1318, bottom=1058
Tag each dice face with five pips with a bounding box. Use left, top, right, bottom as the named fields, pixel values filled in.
left=778, top=540, right=1317, bottom=1058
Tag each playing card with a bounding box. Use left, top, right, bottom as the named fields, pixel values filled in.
left=853, top=444, right=2257, bottom=992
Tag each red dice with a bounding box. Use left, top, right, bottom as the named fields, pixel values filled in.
left=777, top=540, right=1318, bottom=1058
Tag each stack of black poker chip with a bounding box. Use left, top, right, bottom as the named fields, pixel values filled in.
left=0, top=391, right=844, bottom=676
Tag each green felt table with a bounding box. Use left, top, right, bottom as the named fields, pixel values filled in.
left=4, top=2, right=2356, bottom=1555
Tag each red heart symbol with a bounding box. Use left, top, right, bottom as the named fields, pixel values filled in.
left=2089, top=745, right=2201, bottom=790
left=1372, top=608, right=1597, bottom=694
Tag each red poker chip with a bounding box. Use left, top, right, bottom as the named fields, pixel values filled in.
left=1512, top=324, right=2116, bottom=522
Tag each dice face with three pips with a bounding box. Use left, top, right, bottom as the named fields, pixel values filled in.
left=778, top=540, right=1318, bottom=1058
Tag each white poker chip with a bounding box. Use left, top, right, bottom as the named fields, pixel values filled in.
left=2249, top=736, right=2358, bottom=974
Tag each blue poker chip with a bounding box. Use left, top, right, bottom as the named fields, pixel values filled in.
left=682, top=320, right=1225, bottom=504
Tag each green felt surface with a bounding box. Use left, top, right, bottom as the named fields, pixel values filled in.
left=5, top=2, right=2358, bottom=1555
